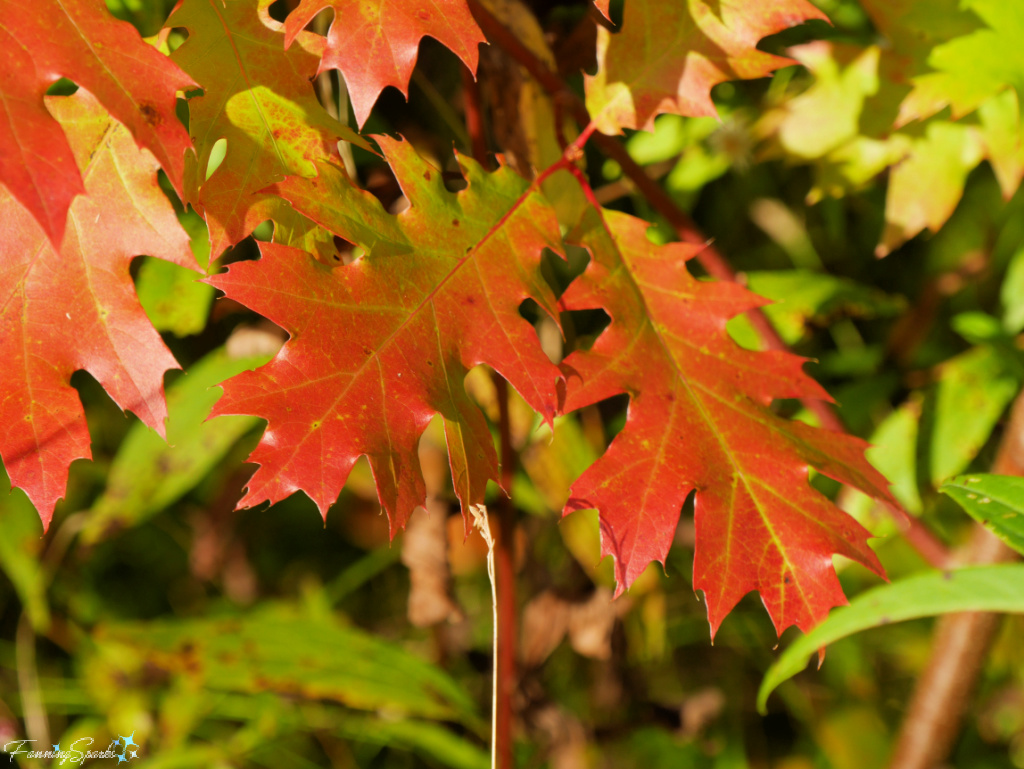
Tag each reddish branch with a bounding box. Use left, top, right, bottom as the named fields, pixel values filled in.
left=461, top=67, right=490, bottom=167
left=492, top=375, right=519, bottom=769
left=887, top=396, right=1023, bottom=769
left=466, top=0, right=950, bottom=569
left=461, top=65, right=597, bottom=769
left=462, top=66, right=516, bottom=769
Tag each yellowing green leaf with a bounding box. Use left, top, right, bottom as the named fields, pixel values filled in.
left=169, top=0, right=368, bottom=256
left=586, top=0, right=827, bottom=134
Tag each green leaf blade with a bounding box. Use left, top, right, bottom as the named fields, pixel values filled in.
left=757, top=564, right=1024, bottom=713
left=941, top=473, right=1024, bottom=555
left=81, top=347, right=268, bottom=543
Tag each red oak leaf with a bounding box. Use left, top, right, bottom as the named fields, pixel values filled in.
left=0, top=0, right=195, bottom=247
left=210, top=137, right=562, bottom=533
left=586, top=0, right=828, bottom=134
left=560, top=208, right=895, bottom=636
left=170, top=0, right=367, bottom=258
left=0, top=91, right=197, bottom=529
left=282, top=0, right=486, bottom=127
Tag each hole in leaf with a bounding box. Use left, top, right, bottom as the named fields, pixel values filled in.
left=541, top=245, right=590, bottom=297
left=205, top=137, right=227, bottom=181
left=324, top=235, right=358, bottom=265
left=560, top=308, right=611, bottom=356
left=167, top=27, right=189, bottom=51
left=176, top=97, right=192, bottom=135
left=252, top=219, right=274, bottom=242
left=518, top=298, right=543, bottom=325
left=266, top=0, right=291, bottom=22
left=443, top=173, right=467, bottom=193
left=46, top=78, right=78, bottom=96
left=809, top=468, right=840, bottom=498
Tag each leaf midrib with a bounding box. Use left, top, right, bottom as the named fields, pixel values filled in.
left=588, top=215, right=805, bottom=602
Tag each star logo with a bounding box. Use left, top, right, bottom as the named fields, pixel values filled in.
left=114, top=732, right=140, bottom=763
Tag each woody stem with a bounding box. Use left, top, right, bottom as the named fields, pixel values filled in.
left=462, top=65, right=518, bottom=769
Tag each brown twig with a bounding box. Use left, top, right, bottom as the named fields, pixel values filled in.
left=887, top=396, right=1023, bottom=769
left=465, top=0, right=951, bottom=569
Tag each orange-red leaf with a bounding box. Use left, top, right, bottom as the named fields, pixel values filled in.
left=210, top=137, right=562, bottom=533
left=586, top=0, right=827, bottom=134
left=0, top=0, right=195, bottom=246
left=0, top=91, right=196, bottom=528
left=283, top=0, right=486, bottom=127
left=560, top=208, right=895, bottom=636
